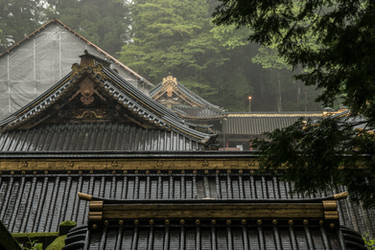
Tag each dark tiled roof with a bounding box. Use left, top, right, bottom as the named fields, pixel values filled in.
left=1, top=172, right=374, bottom=237
left=173, top=106, right=224, bottom=120
left=150, top=83, right=223, bottom=111
left=150, top=79, right=225, bottom=119
left=223, top=113, right=323, bottom=135
left=65, top=224, right=365, bottom=250
left=0, top=60, right=213, bottom=144
left=0, top=123, right=203, bottom=152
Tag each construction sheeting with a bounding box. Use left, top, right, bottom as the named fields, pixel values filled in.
left=0, top=23, right=151, bottom=120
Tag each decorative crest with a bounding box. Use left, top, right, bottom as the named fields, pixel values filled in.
left=162, top=75, right=178, bottom=97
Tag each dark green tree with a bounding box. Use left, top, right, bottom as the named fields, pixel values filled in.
left=120, top=0, right=317, bottom=111
left=121, top=0, right=300, bottom=111
left=46, top=0, right=131, bottom=55
left=214, top=0, right=375, bottom=206
left=0, top=0, right=43, bottom=52
left=212, top=22, right=322, bottom=111
left=120, top=0, right=226, bottom=104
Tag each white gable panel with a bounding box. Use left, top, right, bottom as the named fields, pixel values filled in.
left=0, top=22, right=151, bottom=120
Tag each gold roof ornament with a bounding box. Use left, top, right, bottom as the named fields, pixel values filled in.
left=162, top=75, right=178, bottom=97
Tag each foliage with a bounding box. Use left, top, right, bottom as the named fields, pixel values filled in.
left=214, top=0, right=375, bottom=206
left=20, top=242, right=42, bottom=250
left=0, top=0, right=44, bottom=51
left=214, top=0, right=374, bottom=114
left=120, top=0, right=321, bottom=111
left=59, top=220, right=76, bottom=227
left=211, top=24, right=251, bottom=49
left=12, top=232, right=59, bottom=238
left=45, top=235, right=66, bottom=250
left=0, top=0, right=131, bottom=55
left=254, top=117, right=375, bottom=206
left=120, top=0, right=225, bottom=81
left=212, top=16, right=321, bottom=111
left=13, top=232, right=59, bottom=250
left=0, top=0, right=324, bottom=112
left=119, top=0, right=254, bottom=110
left=364, top=235, right=375, bottom=250
left=45, top=0, right=131, bottom=55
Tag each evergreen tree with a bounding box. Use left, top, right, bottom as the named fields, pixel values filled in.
left=120, top=0, right=298, bottom=111
left=46, top=0, right=131, bottom=55
left=214, top=0, right=375, bottom=206
left=120, top=0, right=224, bottom=102
left=0, top=0, right=43, bottom=51
left=212, top=23, right=322, bottom=111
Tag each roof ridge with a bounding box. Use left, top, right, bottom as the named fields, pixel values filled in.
left=78, top=191, right=349, bottom=202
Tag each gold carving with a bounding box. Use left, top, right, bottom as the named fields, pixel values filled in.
left=0, top=158, right=265, bottom=171
left=69, top=78, right=105, bottom=105
left=162, top=75, right=178, bottom=97
left=80, top=78, right=94, bottom=105
left=78, top=192, right=93, bottom=201
left=71, top=63, right=80, bottom=76
left=90, top=201, right=103, bottom=210
left=88, top=211, right=103, bottom=221
left=322, top=200, right=337, bottom=210
left=333, top=191, right=349, bottom=200
left=74, top=110, right=105, bottom=119
left=324, top=211, right=339, bottom=220
left=156, top=161, right=163, bottom=168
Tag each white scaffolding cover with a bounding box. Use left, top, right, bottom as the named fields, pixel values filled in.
left=0, top=22, right=153, bottom=120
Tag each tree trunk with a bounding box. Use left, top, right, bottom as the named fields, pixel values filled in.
left=277, top=72, right=282, bottom=112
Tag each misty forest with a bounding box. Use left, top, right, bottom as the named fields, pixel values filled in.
left=1, top=0, right=375, bottom=249
left=0, top=0, right=322, bottom=112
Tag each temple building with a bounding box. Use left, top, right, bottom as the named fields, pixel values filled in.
left=150, top=75, right=225, bottom=120
left=150, top=77, right=348, bottom=150
left=0, top=19, right=154, bottom=120
left=0, top=51, right=373, bottom=249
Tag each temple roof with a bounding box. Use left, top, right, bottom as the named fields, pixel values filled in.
left=0, top=52, right=214, bottom=152
left=150, top=76, right=225, bottom=120
left=64, top=224, right=365, bottom=250
left=223, top=112, right=326, bottom=135
left=0, top=170, right=373, bottom=239
left=0, top=123, right=203, bottom=152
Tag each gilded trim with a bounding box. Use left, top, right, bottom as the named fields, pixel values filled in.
left=0, top=158, right=260, bottom=171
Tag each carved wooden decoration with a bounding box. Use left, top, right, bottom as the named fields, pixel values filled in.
left=162, top=75, right=178, bottom=97
left=80, top=79, right=95, bottom=105
left=74, top=110, right=106, bottom=119
left=69, top=78, right=106, bottom=105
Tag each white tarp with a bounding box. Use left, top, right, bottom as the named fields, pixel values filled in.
left=0, top=23, right=151, bottom=120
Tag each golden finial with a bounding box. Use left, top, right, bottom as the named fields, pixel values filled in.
left=162, top=75, right=178, bottom=97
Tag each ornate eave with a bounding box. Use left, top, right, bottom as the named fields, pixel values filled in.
left=150, top=75, right=225, bottom=119
left=0, top=53, right=213, bottom=144
left=79, top=191, right=348, bottom=226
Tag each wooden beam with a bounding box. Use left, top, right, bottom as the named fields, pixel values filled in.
left=0, top=158, right=259, bottom=171
left=100, top=203, right=324, bottom=219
